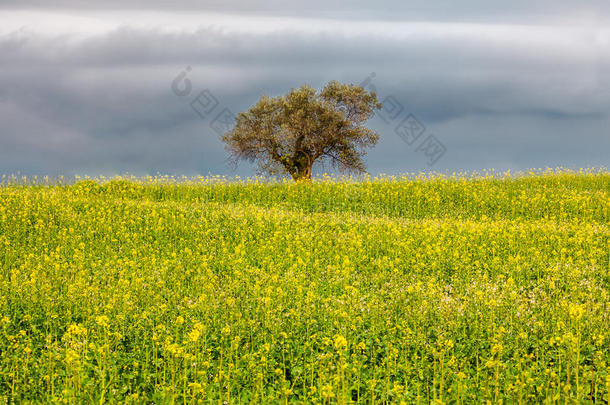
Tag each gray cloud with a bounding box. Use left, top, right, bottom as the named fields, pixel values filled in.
left=0, top=5, right=609, bottom=177
left=3, top=1, right=610, bottom=24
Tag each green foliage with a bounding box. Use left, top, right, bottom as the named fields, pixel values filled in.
left=0, top=169, right=609, bottom=403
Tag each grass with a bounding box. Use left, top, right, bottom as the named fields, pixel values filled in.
left=0, top=169, right=609, bottom=403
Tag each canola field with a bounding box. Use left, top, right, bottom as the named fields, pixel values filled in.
left=0, top=169, right=609, bottom=403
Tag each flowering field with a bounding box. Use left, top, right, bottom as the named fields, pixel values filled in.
left=0, top=170, right=609, bottom=403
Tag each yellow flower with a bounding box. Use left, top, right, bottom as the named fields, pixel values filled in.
left=95, top=315, right=110, bottom=328
left=334, top=334, right=347, bottom=350
left=321, top=384, right=334, bottom=399
left=187, top=328, right=201, bottom=343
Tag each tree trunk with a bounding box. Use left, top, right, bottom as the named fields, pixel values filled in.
left=291, top=164, right=312, bottom=181
left=290, top=151, right=313, bottom=181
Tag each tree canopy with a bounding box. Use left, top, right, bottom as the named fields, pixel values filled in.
left=222, top=81, right=382, bottom=181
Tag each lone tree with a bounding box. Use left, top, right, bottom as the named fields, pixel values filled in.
left=222, top=81, right=382, bottom=181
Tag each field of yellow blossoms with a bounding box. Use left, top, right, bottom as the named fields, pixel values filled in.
left=0, top=169, right=609, bottom=403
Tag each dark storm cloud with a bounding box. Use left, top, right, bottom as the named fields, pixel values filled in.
left=0, top=3, right=609, bottom=176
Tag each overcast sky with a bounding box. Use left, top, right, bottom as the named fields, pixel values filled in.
left=1, top=1, right=609, bottom=177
